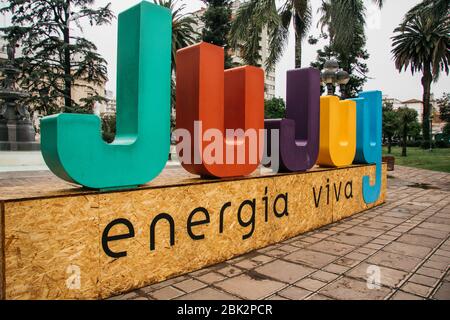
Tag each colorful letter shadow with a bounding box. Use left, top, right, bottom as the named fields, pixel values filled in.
left=265, top=68, right=320, bottom=172
left=40, top=2, right=172, bottom=189
left=317, top=96, right=356, bottom=167
left=176, top=42, right=264, bottom=178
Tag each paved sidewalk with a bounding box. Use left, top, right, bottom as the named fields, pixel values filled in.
left=110, top=166, right=450, bottom=300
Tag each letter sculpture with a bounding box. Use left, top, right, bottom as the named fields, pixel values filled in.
left=176, top=42, right=264, bottom=178
left=40, top=2, right=172, bottom=189
left=265, top=68, right=320, bottom=172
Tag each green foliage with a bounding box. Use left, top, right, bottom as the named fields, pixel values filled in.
left=230, top=0, right=312, bottom=70
left=317, top=0, right=366, bottom=55
left=397, top=107, right=419, bottom=156
left=392, top=4, right=449, bottom=143
left=1, top=0, right=114, bottom=115
left=310, top=42, right=369, bottom=98
left=443, top=123, right=450, bottom=137
left=101, top=113, right=116, bottom=143
left=392, top=10, right=449, bottom=80
left=396, top=107, right=419, bottom=133
left=382, top=102, right=398, bottom=153
left=201, top=0, right=234, bottom=69
left=438, top=93, right=450, bottom=123
left=401, top=0, right=449, bottom=28
left=153, top=0, right=198, bottom=132
left=408, top=121, right=422, bottom=140
left=435, top=140, right=449, bottom=148
left=154, top=0, right=198, bottom=72
left=264, top=97, right=286, bottom=119
left=310, top=0, right=383, bottom=98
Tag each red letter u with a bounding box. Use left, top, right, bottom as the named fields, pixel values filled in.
left=176, top=42, right=264, bottom=178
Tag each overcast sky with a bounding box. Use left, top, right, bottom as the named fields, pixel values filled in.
left=2, top=0, right=449, bottom=101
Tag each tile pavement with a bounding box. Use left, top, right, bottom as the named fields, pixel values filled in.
left=106, top=166, right=450, bottom=300
left=1, top=164, right=448, bottom=300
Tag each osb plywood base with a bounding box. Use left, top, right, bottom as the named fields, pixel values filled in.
left=0, top=164, right=386, bottom=300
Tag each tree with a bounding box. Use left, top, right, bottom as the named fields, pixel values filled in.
left=153, top=0, right=198, bottom=132
left=265, top=97, right=286, bottom=119
left=443, top=123, right=450, bottom=137
left=230, top=0, right=312, bottom=70
left=101, top=113, right=116, bottom=143
left=154, top=0, right=198, bottom=73
left=317, top=0, right=383, bottom=56
left=230, top=0, right=383, bottom=71
left=402, top=0, right=448, bottom=27
left=309, top=0, right=383, bottom=98
left=408, top=121, right=422, bottom=141
left=392, top=7, right=450, bottom=148
left=310, top=41, right=369, bottom=98
left=1, top=0, right=114, bottom=115
left=438, top=93, right=450, bottom=141
left=438, top=93, right=450, bottom=123
left=382, top=102, right=398, bottom=154
left=396, top=107, right=419, bottom=157
left=201, top=0, right=234, bottom=69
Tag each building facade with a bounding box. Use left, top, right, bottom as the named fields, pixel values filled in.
left=382, top=95, right=446, bottom=135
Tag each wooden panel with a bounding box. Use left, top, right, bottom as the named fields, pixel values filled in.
left=2, top=164, right=386, bottom=299
left=0, top=201, right=4, bottom=300
left=332, top=165, right=386, bottom=221
left=4, top=196, right=100, bottom=299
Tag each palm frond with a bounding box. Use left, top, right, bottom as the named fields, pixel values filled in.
left=153, top=0, right=199, bottom=70
left=392, top=11, right=450, bottom=80
left=292, top=0, right=312, bottom=41
left=402, top=0, right=449, bottom=28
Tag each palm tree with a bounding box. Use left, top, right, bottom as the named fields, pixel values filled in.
left=153, top=0, right=198, bottom=131
left=230, top=0, right=312, bottom=70
left=396, top=107, right=419, bottom=157
left=392, top=8, right=449, bottom=146
left=318, top=0, right=383, bottom=54
left=402, top=0, right=448, bottom=27
left=230, top=0, right=383, bottom=71
left=153, top=0, right=198, bottom=72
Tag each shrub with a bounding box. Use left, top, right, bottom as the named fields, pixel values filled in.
left=436, top=140, right=450, bottom=148
left=421, top=140, right=436, bottom=149
left=406, top=140, right=422, bottom=148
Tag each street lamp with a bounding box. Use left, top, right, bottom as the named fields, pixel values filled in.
left=324, top=59, right=339, bottom=73
left=321, top=69, right=337, bottom=95
left=336, top=70, right=350, bottom=99
left=320, top=59, right=350, bottom=99
left=429, top=113, right=433, bottom=152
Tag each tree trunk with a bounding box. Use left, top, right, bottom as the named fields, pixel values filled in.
left=388, top=136, right=392, bottom=154
left=421, top=63, right=432, bottom=147
left=63, top=1, right=72, bottom=113
left=295, top=31, right=302, bottom=69
left=402, top=124, right=407, bottom=157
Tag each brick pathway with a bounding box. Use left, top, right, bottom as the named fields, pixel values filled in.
left=109, top=166, right=450, bottom=300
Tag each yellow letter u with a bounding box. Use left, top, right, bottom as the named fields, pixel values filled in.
left=317, top=96, right=356, bottom=167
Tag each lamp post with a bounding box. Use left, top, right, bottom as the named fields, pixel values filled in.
left=320, top=59, right=350, bottom=99
left=336, top=70, right=350, bottom=99
left=429, top=113, right=433, bottom=152
left=321, top=69, right=337, bottom=95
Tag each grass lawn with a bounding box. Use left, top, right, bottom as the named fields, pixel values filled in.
left=383, top=146, right=450, bottom=173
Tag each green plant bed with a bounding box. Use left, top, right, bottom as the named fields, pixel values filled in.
left=383, top=147, right=450, bottom=173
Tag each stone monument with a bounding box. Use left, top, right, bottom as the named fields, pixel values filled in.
left=0, top=39, right=39, bottom=151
